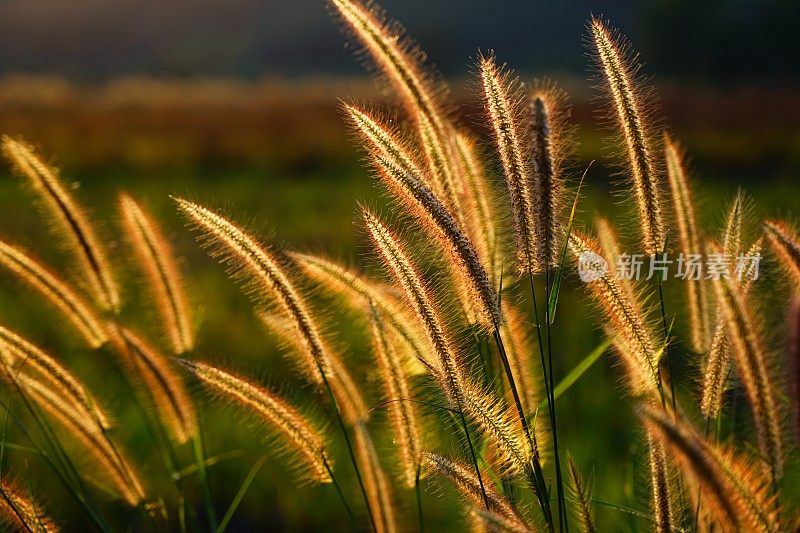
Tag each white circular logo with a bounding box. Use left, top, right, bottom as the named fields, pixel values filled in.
left=578, top=250, right=609, bottom=282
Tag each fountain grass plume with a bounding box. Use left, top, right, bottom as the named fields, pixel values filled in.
left=0, top=240, right=107, bottom=348
left=590, top=20, right=664, bottom=255
left=2, top=136, right=119, bottom=311
left=120, top=194, right=193, bottom=354
left=664, top=135, right=709, bottom=352
left=368, top=302, right=422, bottom=488
left=179, top=359, right=332, bottom=484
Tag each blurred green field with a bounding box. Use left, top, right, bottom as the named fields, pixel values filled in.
left=0, top=77, right=798, bottom=530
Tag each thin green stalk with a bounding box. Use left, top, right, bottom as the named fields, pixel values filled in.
left=318, top=368, right=378, bottom=532
left=324, top=455, right=357, bottom=527
left=0, top=396, right=112, bottom=532
left=193, top=430, right=218, bottom=531
left=216, top=455, right=268, bottom=532
left=545, top=269, right=568, bottom=533
left=528, top=274, right=556, bottom=532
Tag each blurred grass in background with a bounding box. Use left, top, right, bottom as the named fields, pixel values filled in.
left=0, top=75, right=798, bottom=529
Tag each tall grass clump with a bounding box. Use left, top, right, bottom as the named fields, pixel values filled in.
left=0, top=2, right=797, bottom=531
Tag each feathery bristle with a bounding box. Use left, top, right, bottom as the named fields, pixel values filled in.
left=176, top=199, right=368, bottom=423
left=469, top=507, right=536, bottom=533
left=370, top=147, right=500, bottom=328
left=424, top=452, right=529, bottom=529
left=0, top=482, right=59, bottom=532
left=530, top=85, right=569, bottom=272
left=569, top=232, right=661, bottom=396
left=180, top=359, right=332, bottom=483
left=664, top=135, right=709, bottom=352
left=700, top=316, right=730, bottom=420
left=479, top=55, right=537, bottom=274
left=353, top=422, right=398, bottom=533
left=567, top=457, right=596, bottom=533
left=346, top=104, right=425, bottom=181
left=120, top=194, right=193, bottom=354
left=1, top=136, right=119, bottom=311
left=329, top=0, right=462, bottom=215
left=453, top=133, right=498, bottom=279
left=0, top=325, right=110, bottom=429
left=646, top=434, right=676, bottom=533
left=364, top=211, right=529, bottom=471
left=116, top=327, right=196, bottom=443
left=640, top=405, right=778, bottom=532
left=723, top=192, right=744, bottom=258
left=257, top=311, right=368, bottom=425
left=14, top=373, right=145, bottom=505
left=594, top=217, right=634, bottom=300
left=713, top=275, right=783, bottom=477
left=368, top=303, right=421, bottom=488
left=0, top=240, right=107, bottom=348
left=501, top=303, right=541, bottom=419
left=590, top=20, right=664, bottom=255
left=290, top=252, right=430, bottom=375
left=788, top=295, right=800, bottom=443
left=764, top=220, right=800, bottom=288
left=174, top=198, right=334, bottom=381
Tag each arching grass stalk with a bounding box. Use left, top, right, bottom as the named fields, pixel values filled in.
left=322, top=456, right=357, bottom=528
left=527, top=273, right=556, bottom=531
left=545, top=268, right=568, bottom=533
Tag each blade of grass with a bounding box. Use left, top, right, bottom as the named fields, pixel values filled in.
left=216, top=455, right=268, bottom=533
left=547, top=338, right=613, bottom=405
left=547, top=163, right=591, bottom=324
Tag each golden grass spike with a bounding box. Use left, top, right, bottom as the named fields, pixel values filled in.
left=713, top=274, right=783, bottom=477
left=590, top=20, right=664, bottom=255
left=353, top=422, right=398, bottom=533
left=289, top=252, right=430, bottom=375
left=329, top=0, right=461, bottom=213
left=371, top=154, right=500, bottom=328
left=479, top=54, right=537, bottom=274
left=646, top=435, right=676, bottom=533
left=179, top=359, right=332, bottom=483
left=469, top=507, right=537, bottom=533
left=640, top=405, right=778, bottom=532
left=13, top=373, right=145, bottom=505
left=530, top=84, right=569, bottom=272
left=567, top=457, right=596, bottom=533
left=701, top=237, right=761, bottom=420
left=0, top=325, right=110, bottom=429
left=116, top=327, right=196, bottom=444
left=368, top=303, right=421, bottom=488
left=1, top=136, right=119, bottom=311
left=364, top=211, right=529, bottom=472
left=257, top=311, right=368, bottom=424
left=0, top=482, right=59, bottom=532
left=345, top=104, right=424, bottom=179
left=664, top=135, right=709, bottom=352
left=723, top=192, right=744, bottom=258
left=453, top=133, right=498, bottom=278
left=594, top=217, right=636, bottom=302
left=700, top=317, right=730, bottom=420
left=119, top=194, right=193, bottom=354
left=424, top=452, right=529, bottom=529
left=500, top=303, right=541, bottom=418
left=0, top=240, right=107, bottom=348
left=174, top=198, right=334, bottom=380
left=764, top=220, right=800, bottom=288
left=568, top=232, right=661, bottom=396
